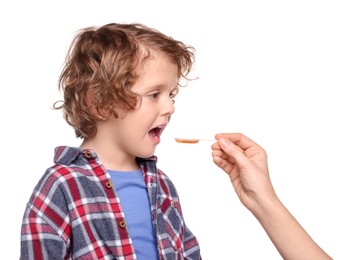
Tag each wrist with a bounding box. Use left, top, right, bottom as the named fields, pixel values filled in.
left=249, top=189, right=282, bottom=219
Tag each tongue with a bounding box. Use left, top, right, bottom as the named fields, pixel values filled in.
left=149, top=128, right=160, bottom=143
left=149, top=128, right=158, bottom=137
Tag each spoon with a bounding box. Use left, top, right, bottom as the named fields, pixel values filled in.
left=174, top=138, right=215, bottom=144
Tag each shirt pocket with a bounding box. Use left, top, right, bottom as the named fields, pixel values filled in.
left=156, top=196, right=185, bottom=255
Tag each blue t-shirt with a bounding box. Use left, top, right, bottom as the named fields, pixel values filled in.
left=108, top=169, right=158, bottom=260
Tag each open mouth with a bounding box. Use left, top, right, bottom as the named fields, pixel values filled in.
left=148, top=125, right=165, bottom=143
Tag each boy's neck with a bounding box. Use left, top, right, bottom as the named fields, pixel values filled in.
left=80, top=139, right=139, bottom=172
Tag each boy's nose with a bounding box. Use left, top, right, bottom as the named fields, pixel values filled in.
left=162, top=98, right=175, bottom=115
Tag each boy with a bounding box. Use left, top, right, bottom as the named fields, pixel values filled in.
left=20, top=23, right=201, bottom=259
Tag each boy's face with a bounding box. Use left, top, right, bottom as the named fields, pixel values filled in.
left=104, top=53, right=178, bottom=159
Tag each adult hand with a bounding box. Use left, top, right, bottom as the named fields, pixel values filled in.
left=211, top=133, right=332, bottom=260
left=211, top=133, right=276, bottom=212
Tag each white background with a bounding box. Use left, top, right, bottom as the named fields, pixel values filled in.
left=1, top=0, right=338, bottom=259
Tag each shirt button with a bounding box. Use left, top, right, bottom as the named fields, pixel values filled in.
left=119, top=220, right=126, bottom=228
left=105, top=181, right=112, bottom=189
left=172, top=200, right=178, bottom=208
left=83, top=150, right=93, bottom=158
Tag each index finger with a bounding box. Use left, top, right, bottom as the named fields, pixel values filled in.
left=215, top=133, right=259, bottom=151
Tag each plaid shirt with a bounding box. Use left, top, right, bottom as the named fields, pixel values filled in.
left=21, top=146, right=201, bottom=260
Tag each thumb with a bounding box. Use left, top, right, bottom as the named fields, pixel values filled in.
left=219, top=138, right=249, bottom=168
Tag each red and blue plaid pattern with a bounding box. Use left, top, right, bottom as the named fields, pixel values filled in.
left=21, top=146, right=201, bottom=259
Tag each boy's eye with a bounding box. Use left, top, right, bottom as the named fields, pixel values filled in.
left=170, top=87, right=179, bottom=98
left=169, top=92, right=176, bottom=99
left=150, top=92, right=159, bottom=99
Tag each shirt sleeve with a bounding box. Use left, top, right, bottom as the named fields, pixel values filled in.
left=182, top=223, right=201, bottom=259
left=21, top=203, right=68, bottom=260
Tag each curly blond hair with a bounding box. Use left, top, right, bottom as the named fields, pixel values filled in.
left=54, top=23, right=195, bottom=138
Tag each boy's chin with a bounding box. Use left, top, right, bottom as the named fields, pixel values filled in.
left=136, top=148, right=156, bottom=159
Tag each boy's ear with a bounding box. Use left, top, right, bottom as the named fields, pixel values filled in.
left=86, top=90, right=111, bottom=121
left=92, top=103, right=124, bottom=120
left=92, top=106, right=111, bottom=121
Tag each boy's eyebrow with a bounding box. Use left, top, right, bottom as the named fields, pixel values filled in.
left=138, top=83, right=178, bottom=93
